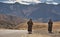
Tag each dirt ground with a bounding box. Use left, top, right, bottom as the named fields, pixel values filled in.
left=0, top=22, right=60, bottom=37
left=0, top=29, right=60, bottom=37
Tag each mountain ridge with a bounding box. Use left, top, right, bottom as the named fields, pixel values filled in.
left=0, top=2, right=60, bottom=22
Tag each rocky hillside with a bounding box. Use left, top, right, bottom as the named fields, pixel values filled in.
left=0, top=14, right=26, bottom=29
left=0, top=2, right=60, bottom=22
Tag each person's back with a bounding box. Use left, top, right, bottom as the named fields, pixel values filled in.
left=48, top=19, right=53, bottom=25
left=27, top=20, right=33, bottom=26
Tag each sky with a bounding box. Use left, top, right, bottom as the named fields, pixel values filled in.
left=0, top=0, right=60, bottom=5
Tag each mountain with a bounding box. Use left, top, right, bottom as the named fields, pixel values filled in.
left=0, top=2, right=60, bottom=22
left=0, top=14, right=26, bottom=29
left=54, top=0, right=60, bottom=3
left=40, top=0, right=60, bottom=3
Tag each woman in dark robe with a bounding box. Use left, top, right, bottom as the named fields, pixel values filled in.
left=27, top=19, right=33, bottom=34
left=48, top=19, right=53, bottom=33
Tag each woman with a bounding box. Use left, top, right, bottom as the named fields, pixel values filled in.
left=27, top=19, right=33, bottom=34
left=48, top=19, right=53, bottom=33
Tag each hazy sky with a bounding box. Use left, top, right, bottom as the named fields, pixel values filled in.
left=0, top=0, right=41, bottom=5
left=0, top=0, right=60, bottom=5
left=0, top=0, right=40, bottom=2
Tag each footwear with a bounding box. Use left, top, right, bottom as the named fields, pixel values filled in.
left=28, top=32, right=32, bottom=34
left=49, top=31, right=52, bottom=33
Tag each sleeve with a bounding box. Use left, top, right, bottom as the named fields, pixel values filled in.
left=32, top=22, right=33, bottom=25
left=52, top=22, right=53, bottom=24
left=27, top=21, right=29, bottom=24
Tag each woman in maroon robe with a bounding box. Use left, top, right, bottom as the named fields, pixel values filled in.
left=48, top=19, right=53, bottom=33
left=27, top=19, right=33, bottom=34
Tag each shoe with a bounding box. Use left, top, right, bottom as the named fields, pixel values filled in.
left=28, top=32, right=32, bottom=34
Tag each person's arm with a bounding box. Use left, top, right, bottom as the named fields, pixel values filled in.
left=52, top=22, right=53, bottom=24
left=32, top=22, right=33, bottom=25
left=27, top=21, right=29, bottom=24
